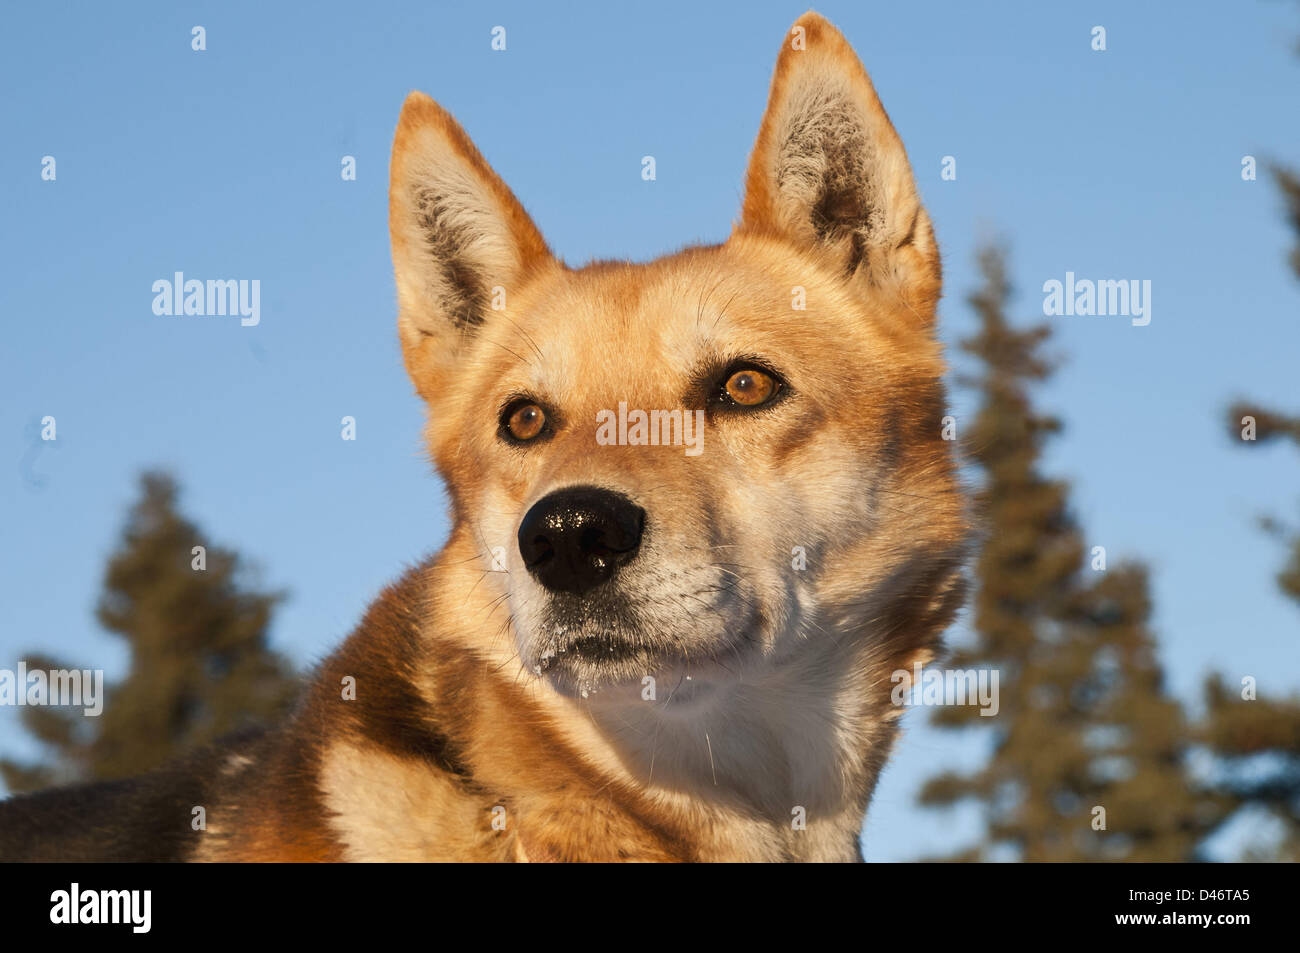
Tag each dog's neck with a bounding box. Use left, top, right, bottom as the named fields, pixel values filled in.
left=432, top=541, right=893, bottom=861
left=580, top=648, right=881, bottom=860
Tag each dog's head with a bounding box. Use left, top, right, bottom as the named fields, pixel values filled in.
left=389, top=14, right=966, bottom=702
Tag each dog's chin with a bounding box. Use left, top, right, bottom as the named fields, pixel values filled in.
left=521, top=620, right=756, bottom=706
left=516, top=583, right=763, bottom=701
left=529, top=636, right=744, bottom=708
left=529, top=640, right=653, bottom=699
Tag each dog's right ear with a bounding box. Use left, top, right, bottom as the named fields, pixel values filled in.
left=389, top=92, right=553, bottom=396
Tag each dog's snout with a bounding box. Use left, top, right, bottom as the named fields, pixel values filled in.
left=518, top=487, right=645, bottom=595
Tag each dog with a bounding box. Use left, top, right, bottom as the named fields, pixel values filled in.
left=0, top=11, right=966, bottom=862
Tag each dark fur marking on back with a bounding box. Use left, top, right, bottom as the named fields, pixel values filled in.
left=327, top=565, right=475, bottom=783
left=0, top=731, right=263, bottom=861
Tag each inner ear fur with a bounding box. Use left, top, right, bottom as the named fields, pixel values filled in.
left=737, top=12, right=940, bottom=317
left=388, top=92, right=553, bottom=394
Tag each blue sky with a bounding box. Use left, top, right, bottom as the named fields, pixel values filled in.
left=1, top=1, right=1297, bottom=860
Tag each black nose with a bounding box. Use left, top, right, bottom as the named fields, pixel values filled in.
left=517, top=487, right=645, bottom=595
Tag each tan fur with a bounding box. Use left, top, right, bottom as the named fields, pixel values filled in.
left=2, top=12, right=966, bottom=865
left=301, top=10, right=966, bottom=862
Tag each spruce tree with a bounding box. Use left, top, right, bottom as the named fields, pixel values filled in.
left=918, top=245, right=1082, bottom=860
left=919, top=246, right=1201, bottom=860
left=1057, top=566, right=1209, bottom=860
left=0, top=472, right=298, bottom=792
left=1201, top=164, right=1300, bottom=860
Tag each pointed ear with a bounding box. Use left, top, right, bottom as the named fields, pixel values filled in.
left=389, top=92, right=553, bottom=395
left=737, top=13, right=940, bottom=316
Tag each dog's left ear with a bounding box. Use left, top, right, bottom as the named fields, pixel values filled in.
left=736, top=13, right=940, bottom=317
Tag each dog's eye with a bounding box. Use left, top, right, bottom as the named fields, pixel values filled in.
left=504, top=401, right=547, bottom=441
left=723, top=367, right=779, bottom=407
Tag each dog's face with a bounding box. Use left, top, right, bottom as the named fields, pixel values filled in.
left=388, top=14, right=965, bottom=702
